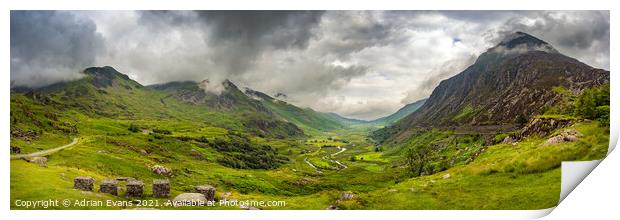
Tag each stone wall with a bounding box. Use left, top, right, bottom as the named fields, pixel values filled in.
left=99, top=180, right=118, bottom=195
left=74, top=177, right=94, bottom=191
left=195, top=185, right=216, bottom=201
left=126, top=180, right=144, bottom=198
left=153, top=179, right=170, bottom=198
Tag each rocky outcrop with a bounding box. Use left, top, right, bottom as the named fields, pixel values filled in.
left=517, top=118, right=573, bottom=139
left=500, top=117, right=576, bottom=144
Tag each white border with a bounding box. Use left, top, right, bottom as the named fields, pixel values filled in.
left=2, top=0, right=617, bottom=220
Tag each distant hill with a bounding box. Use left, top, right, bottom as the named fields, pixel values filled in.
left=243, top=88, right=350, bottom=133
left=325, top=112, right=368, bottom=126
left=369, top=98, right=427, bottom=126
left=11, top=66, right=304, bottom=139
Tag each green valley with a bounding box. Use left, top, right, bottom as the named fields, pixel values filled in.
left=10, top=32, right=610, bottom=211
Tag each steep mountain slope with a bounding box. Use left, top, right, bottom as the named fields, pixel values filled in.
left=374, top=32, right=609, bottom=142
left=369, top=98, right=427, bottom=126
left=147, top=79, right=305, bottom=138
left=243, top=88, right=347, bottom=133
left=11, top=66, right=304, bottom=139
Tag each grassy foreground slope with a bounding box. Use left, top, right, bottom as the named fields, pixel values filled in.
left=10, top=118, right=607, bottom=209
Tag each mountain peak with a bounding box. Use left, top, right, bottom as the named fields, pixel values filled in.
left=82, top=66, right=139, bottom=88
left=491, top=32, right=558, bottom=54
left=83, top=66, right=130, bottom=80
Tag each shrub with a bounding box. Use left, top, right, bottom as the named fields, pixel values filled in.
left=128, top=124, right=140, bottom=132
left=596, top=105, right=610, bottom=126
left=212, top=135, right=288, bottom=169
left=152, top=128, right=172, bottom=135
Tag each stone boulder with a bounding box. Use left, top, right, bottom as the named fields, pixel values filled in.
left=153, top=179, right=170, bottom=198
left=74, top=176, right=94, bottom=191
left=195, top=185, right=216, bottom=201
left=151, top=165, right=172, bottom=176
left=339, top=192, right=355, bottom=201
left=501, top=136, right=516, bottom=144
left=126, top=180, right=144, bottom=198
left=172, top=193, right=207, bottom=207
left=99, top=180, right=118, bottom=195
left=27, top=157, right=47, bottom=166
left=544, top=129, right=582, bottom=146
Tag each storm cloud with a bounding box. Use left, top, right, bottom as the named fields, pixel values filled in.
left=10, top=11, right=609, bottom=120
left=10, top=11, right=103, bottom=88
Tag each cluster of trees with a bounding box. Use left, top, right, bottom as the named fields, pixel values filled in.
left=211, top=135, right=288, bottom=169
left=550, top=83, right=610, bottom=126
left=573, top=84, right=610, bottom=126
left=128, top=124, right=173, bottom=135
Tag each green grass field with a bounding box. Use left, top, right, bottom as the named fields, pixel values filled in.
left=9, top=74, right=610, bottom=210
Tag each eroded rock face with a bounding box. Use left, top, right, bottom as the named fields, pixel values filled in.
left=518, top=118, right=573, bottom=138
left=74, top=176, right=94, bottom=191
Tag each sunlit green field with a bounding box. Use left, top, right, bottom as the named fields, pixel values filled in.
left=10, top=114, right=608, bottom=210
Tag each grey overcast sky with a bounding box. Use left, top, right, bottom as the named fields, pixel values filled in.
left=10, top=11, right=610, bottom=120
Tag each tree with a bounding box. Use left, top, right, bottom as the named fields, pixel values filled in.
left=404, top=145, right=432, bottom=177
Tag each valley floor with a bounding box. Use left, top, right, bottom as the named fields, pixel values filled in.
left=10, top=118, right=608, bottom=210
